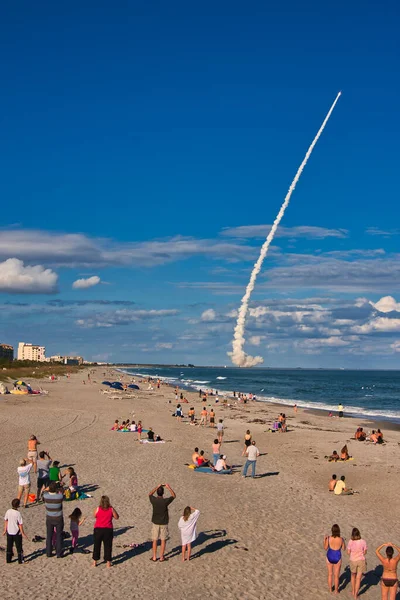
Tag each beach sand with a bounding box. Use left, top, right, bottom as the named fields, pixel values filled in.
left=1, top=368, right=399, bottom=599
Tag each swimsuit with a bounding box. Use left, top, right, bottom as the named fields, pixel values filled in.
left=326, top=538, right=342, bottom=564
left=382, top=579, right=398, bottom=587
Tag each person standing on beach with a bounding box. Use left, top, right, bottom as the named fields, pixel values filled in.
left=37, top=450, right=52, bottom=500
left=17, top=458, right=34, bottom=508
left=43, top=481, right=64, bottom=558
left=338, top=403, right=344, bottom=418
left=324, top=524, right=345, bottom=594
left=27, top=435, right=40, bottom=473
left=178, top=507, right=200, bottom=562
left=209, top=408, right=215, bottom=427
left=242, top=440, right=260, bottom=479
left=200, top=407, right=208, bottom=426
left=347, top=527, right=367, bottom=598
left=242, top=430, right=252, bottom=456
left=92, top=496, right=119, bottom=568
left=3, top=498, right=28, bottom=564
left=375, top=542, right=400, bottom=599
left=217, top=419, right=224, bottom=443
left=149, top=483, right=176, bottom=562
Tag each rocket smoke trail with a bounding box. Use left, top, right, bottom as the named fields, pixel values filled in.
left=229, top=92, right=342, bottom=367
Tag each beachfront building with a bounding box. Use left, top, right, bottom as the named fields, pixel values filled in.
left=64, top=356, right=84, bottom=366
left=47, top=355, right=64, bottom=363
left=17, top=342, right=46, bottom=362
left=0, top=343, right=14, bottom=362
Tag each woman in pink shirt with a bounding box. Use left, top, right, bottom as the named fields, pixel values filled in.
left=347, top=527, right=367, bottom=598
left=92, top=495, right=119, bottom=568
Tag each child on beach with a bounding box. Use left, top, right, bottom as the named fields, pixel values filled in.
left=69, top=507, right=86, bottom=553
left=178, top=506, right=200, bottom=562
left=66, top=467, right=78, bottom=495
left=212, top=439, right=221, bottom=465
left=111, top=420, right=119, bottom=430
left=217, top=419, right=224, bottom=443
left=137, top=421, right=143, bottom=440
left=3, top=498, right=28, bottom=564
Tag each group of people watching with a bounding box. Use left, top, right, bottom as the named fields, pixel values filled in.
left=355, top=427, right=384, bottom=444
left=324, top=524, right=400, bottom=599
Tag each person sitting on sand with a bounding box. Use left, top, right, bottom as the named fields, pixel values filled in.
left=129, top=421, right=137, bottom=432
left=329, top=451, right=340, bottom=462
left=111, top=420, right=119, bottom=430
left=355, top=427, right=366, bottom=441
left=376, top=429, right=384, bottom=444
left=369, top=430, right=379, bottom=444
left=340, top=445, right=351, bottom=460
left=334, top=475, right=353, bottom=495
left=329, top=474, right=337, bottom=492
left=214, top=454, right=231, bottom=472
left=375, top=542, right=400, bottom=599
left=66, top=467, right=78, bottom=495
left=147, top=428, right=155, bottom=441
left=196, top=451, right=211, bottom=468
left=192, top=448, right=200, bottom=466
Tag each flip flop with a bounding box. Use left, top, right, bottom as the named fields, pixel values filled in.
left=150, top=558, right=157, bottom=562
left=159, top=557, right=168, bottom=562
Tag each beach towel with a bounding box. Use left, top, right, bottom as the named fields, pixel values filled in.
left=139, top=439, right=165, bottom=444
left=189, top=466, right=232, bottom=474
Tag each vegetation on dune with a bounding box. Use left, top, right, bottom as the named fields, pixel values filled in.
left=0, top=361, right=85, bottom=383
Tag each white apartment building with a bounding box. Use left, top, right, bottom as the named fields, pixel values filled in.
left=17, top=342, right=46, bottom=362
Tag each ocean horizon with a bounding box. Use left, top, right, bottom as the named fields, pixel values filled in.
left=117, top=365, right=400, bottom=424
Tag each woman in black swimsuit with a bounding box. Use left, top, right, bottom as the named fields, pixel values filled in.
left=375, top=543, right=400, bottom=600
left=242, top=430, right=252, bottom=456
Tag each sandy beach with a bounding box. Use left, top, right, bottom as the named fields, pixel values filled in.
left=1, top=368, right=399, bottom=599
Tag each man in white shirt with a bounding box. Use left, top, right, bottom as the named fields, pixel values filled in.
left=3, top=498, right=28, bottom=563
left=242, top=440, right=260, bottom=479
left=17, top=458, right=34, bottom=508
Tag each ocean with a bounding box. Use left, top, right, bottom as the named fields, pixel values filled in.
left=119, top=366, right=400, bottom=423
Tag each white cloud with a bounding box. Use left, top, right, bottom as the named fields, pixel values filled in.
left=155, top=342, right=173, bottom=349
left=352, top=317, right=400, bottom=334
left=201, top=309, right=217, bottom=322
left=297, top=336, right=350, bottom=348
left=371, top=296, right=400, bottom=313
left=391, top=341, right=400, bottom=353
left=0, top=258, right=58, bottom=294
left=76, top=309, right=179, bottom=328
left=0, top=230, right=256, bottom=267
left=72, top=275, right=101, bottom=289
left=222, top=225, right=348, bottom=239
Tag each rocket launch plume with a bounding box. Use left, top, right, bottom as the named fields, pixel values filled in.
left=229, top=92, right=341, bottom=367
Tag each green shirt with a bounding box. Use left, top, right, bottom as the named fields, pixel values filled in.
left=49, top=466, right=60, bottom=481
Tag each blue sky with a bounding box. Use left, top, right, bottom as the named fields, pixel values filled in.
left=0, top=1, right=399, bottom=367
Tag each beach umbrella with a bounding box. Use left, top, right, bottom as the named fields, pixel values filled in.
left=102, top=381, right=112, bottom=386
left=110, top=382, right=123, bottom=389
left=15, top=380, right=29, bottom=387
left=128, top=384, right=140, bottom=390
